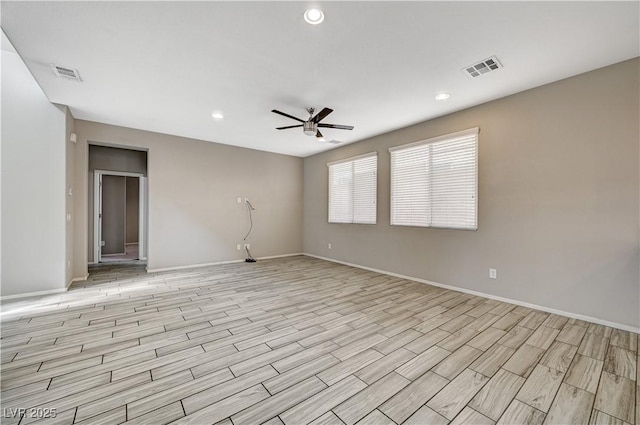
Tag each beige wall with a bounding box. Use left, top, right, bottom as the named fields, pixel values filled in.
left=303, top=58, right=640, bottom=328
left=101, top=175, right=126, bottom=255
left=73, top=120, right=303, bottom=276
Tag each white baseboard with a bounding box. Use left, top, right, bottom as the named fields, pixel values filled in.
left=303, top=253, right=640, bottom=334
left=146, top=253, right=303, bottom=273
left=67, top=275, right=89, bottom=289
left=0, top=288, right=67, bottom=301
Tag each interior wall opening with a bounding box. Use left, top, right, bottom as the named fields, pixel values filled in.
left=88, top=144, right=148, bottom=268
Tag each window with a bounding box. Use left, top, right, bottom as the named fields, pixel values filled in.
left=328, top=152, right=377, bottom=224
left=389, top=128, right=478, bottom=230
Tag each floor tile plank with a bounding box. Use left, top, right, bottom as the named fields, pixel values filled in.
left=379, top=371, right=449, bottom=424
left=403, top=406, right=449, bottom=425
left=354, top=348, right=415, bottom=384
left=543, top=383, right=594, bottom=425
left=604, top=346, right=637, bottom=380
left=516, top=364, right=565, bottom=413
left=593, top=371, right=635, bottom=423
left=470, top=369, right=525, bottom=420
left=172, top=384, right=270, bottom=425
left=451, top=406, right=495, bottom=425
left=317, top=349, right=383, bottom=385
left=470, top=344, right=516, bottom=377
left=432, top=345, right=483, bottom=380
left=354, top=410, right=395, bottom=425
left=578, top=334, right=609, bottom=361
left=564, top=354, right=604, bottom=393
left=333, top=372, right=410, bottom=425
left=280, top=375, right=367, bottom=425
left=231, top=376, right=327, bottom=425
left=496, top=399, right=545, bottom=425
left=427, top=368, right=489, bottom=420
left=503, top=344, right=546, bottom=378
left=539, top=341, right=577, bottom=373
left=396, top=345, right=451, bottom=381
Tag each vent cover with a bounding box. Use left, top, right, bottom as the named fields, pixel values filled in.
left=463, top=56, right=502, bottom=78
left=50, top=65, right=82, bottom=81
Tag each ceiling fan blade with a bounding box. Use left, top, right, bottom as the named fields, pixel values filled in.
left=318, top=123, right=354, bottom=130
left=276, top=124, right=303, bottom=130
left=312, top=107, right=333, bottom=123
left=272, top=109, right=305, bottom=123
left=316, top=130, right=324, bottom=138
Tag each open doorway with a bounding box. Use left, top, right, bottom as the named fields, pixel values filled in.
left=89, top=144, right=148, bottom=268
left=94, top=170, right=147, bottom=263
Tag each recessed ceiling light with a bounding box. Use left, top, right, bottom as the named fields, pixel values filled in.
left=211, top=111, right=224, bottom=119
left=435, top=92, right=450, bottom=101
left=304, top=8, right=324, bottom=25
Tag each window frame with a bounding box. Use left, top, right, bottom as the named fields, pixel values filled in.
left=327, top=151, right=378, bottom=225
left=389, top=127, right=479, bottom=230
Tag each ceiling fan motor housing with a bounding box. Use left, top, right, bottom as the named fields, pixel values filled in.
left=303, top=121, right=318, bottom=136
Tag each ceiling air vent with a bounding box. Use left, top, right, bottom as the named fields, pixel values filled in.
left=50, top=65, right=82, bottom=81
left=463, top=56, right=502, bottom=78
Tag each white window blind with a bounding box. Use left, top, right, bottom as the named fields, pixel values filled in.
left=389, top=128, right=478, bottom=230
left=328, top=152, right=377, bottom=224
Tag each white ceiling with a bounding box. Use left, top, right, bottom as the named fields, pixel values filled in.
left=2, top=2, right=638, bottom=157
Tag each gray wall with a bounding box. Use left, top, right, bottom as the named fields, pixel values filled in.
left=89, top=145, right=148, bottom=175
left=101, top=175, right=126, bottom=255
left=73, top=120, right=303, bottom=276
left=88, top=145, right=147, bottom=262
left=126, top=177, right=139, bottom=244
left=1, top=43, right=67, bottom=296
left=303, top=58, right=640, bottom=328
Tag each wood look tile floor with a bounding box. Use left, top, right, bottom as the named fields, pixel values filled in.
left=1, top=256, right=637, bottom=425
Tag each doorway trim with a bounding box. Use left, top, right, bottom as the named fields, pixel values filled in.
left=93, top=170, right=147, bottom=263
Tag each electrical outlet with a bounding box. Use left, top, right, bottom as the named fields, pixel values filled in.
left=328, top=243, right=332, bottom=249
left=67, top=260, right=71, bottom=269
left=489, top=268, right=497, bottom=279
left=237, top=197, right=242, bottom=204
left=244, top=244, right=250, bottom=249
left=101, top=241, right=106, bottom=247
left=236, top=244, right=241, bottom=251
left=244, top=198, right=249, bottom=203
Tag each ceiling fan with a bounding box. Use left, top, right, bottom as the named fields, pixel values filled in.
left=272, top=107, right=354, bottom=141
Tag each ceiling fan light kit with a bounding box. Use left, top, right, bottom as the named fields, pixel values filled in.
left=272, top=106, right=354, bottom=142
left=303, top=121, right=317, bottom=136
